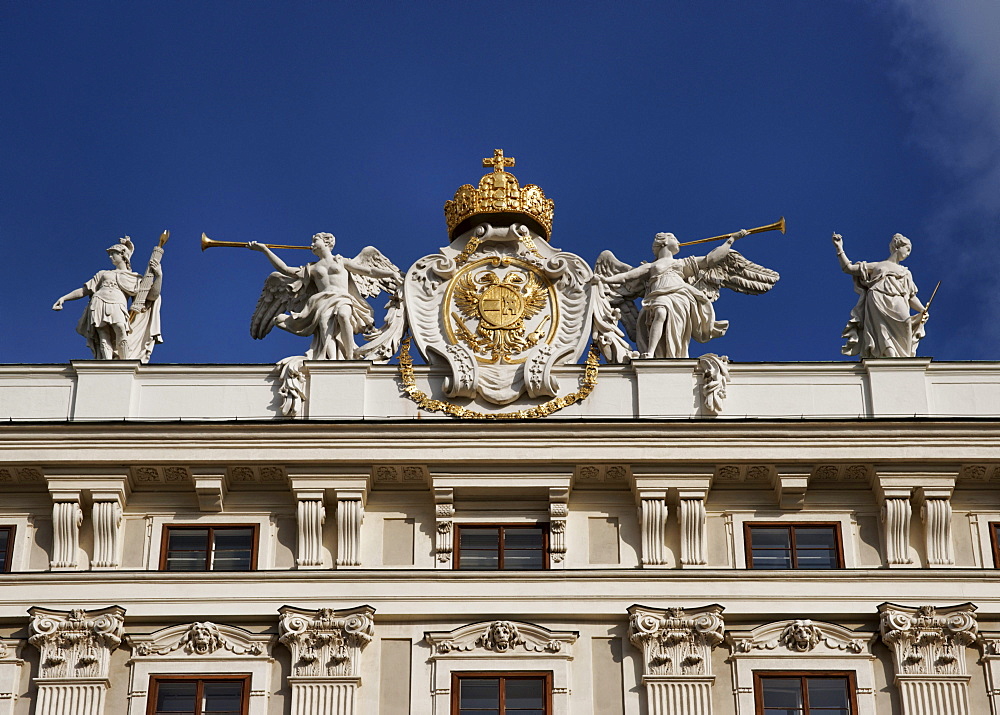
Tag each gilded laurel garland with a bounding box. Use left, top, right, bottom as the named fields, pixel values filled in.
left=397, top=337, right=599, bottom=419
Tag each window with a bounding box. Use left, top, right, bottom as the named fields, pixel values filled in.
left=991, top=522, right=1000, bottom=567
left=755, top=673, right=856, bottom=714
left=453, top=673, right=550, bottom=715
left=455, top=525, right=547, bottom=570
left=746, top=524, right=842, bottom=569
left=159, top=526, right=256, bottom=572
left=149, top=676, right=248, bottom=715
left=0, top=526, right=13, bottom=572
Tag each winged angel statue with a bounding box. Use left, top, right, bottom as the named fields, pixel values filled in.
left=248, top=232, right=403, bottom=360
left=595, top=230, right=779, bottom=358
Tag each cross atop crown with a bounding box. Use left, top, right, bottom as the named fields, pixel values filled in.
left=483, top=149, right=516, bottom=173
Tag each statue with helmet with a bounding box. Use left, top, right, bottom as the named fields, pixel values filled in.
left=52, top=232, right=167, bottom=361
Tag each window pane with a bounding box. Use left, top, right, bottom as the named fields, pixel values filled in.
left=752, top=550, right=792, bottom=569
left=168, top=529, right=209, bottom=551
left=750, top=527, right=791, bottom=549
left=807, top=677, right=850, bottom=709
left=503, top=549, right=545, bottom=570
left=460, top=528, right=500, bottom=550
left=505, top=678, right=545, bottom=708
left=458, top=551, right=499, bottom=569
left=212, top=551, right=252, bottom=571
left=0, top=529, right=9, bottom=571
left=761, top=678, right=803, bottom=709
left=459, top=678, right=499, bottom=708
left=796, top=549, right=839, bottom=569
left=213, top=528, right=253, bottom=550
left=794, top=527, right=837, bottom=549
left=504, top=528, right=544, bottom=549
left=203, top=681, right=245, bottom=714
left=155, top=681, right=197, bottom=713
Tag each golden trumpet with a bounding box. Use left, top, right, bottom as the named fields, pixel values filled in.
left=200, top=233, right=313, bottom=251
left=677, top=217, right=786, bottom=247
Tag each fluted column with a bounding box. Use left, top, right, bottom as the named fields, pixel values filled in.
left=335, top=491, right=364, bottom=567
left=639, top=492, right=668, bottom=566
left=28, top=606, right=125, bottom=715
left=295, top=490, right=326, bottom=569
left=279, top=605, right=375, bottom=715
left=50, top=494, right=83, bottom=570
left=879, top=602, right=977, bottom=715
left=678, top=489, right=707, bottom=567
left=879, top=487, right=913, bottom=566
left=91, top=493, right=123, bottom=569
left=918, top=487, right=955, bottom=566
left=628, top=604, right=724, bottom=715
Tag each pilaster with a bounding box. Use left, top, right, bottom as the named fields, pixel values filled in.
left=977, top=635, right=1000, bottom=715
left=295, top=490, right=327, bottom=569
left=627, top=604, right=724, bottom=715
left=433, top=488, right=455, bottom=567
left=548, top=487, right=568, bottom=567
left=879, top=603, right=978, bottom=715
left=0, top=640, right=24, bottom=715
left=28, top=606, right=125, bottom=715
left=278, top=605, right=375, bottom=715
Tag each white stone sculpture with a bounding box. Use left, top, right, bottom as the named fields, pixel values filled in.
left=833, top=232, right=929, bottom=358
left=249, top=233, right=403, bottom=360
left=697, top=353, right=730, bottom=415
left=595, top=231, right=779, bottom=358
left=52, top=236, right=164, bottom=361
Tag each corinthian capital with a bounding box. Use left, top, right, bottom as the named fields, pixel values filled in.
left=278, top=605, right=375, bottom=678
left=28, top=606, right=125, bottom=681
left=879, top=602, right=978, bottom=676
left=628, top=604, right=724, bottom=678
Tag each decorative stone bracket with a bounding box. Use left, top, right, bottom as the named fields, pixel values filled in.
left=548, top=488, right=568, bottom=565
left=434, top=488, right=454, bottom=565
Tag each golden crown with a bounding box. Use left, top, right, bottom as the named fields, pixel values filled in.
left=444, top=150, right=555, bottom=240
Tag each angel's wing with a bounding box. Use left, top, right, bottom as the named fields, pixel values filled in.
left=688, top=249, right=780, bottom=303
left=594, top=250, right=642, bottom=343
left=351, top=246, right=403, bottom=298
left=250, top=272, right=299, bottom=340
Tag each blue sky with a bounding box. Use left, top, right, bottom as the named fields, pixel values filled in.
left=3, top=1, right=999, bottom=364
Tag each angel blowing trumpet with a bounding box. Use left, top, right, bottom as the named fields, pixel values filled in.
left=594, top=228, right=780, bottom=358
left=246, top=232, right=403, bottom=360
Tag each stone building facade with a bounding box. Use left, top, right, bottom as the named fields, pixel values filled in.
left=1, top=357, right=999, bottom=714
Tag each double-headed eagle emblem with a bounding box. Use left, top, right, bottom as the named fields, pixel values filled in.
left=451, top=267, right=549, bottom=363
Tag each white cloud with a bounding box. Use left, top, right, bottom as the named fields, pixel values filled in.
left=883, top=1, right=1000, bottom=356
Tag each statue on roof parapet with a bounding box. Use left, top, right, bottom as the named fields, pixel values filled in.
left=52, top=232, right=167, bottom=361
left=595, top=229, right=780, bottom=358
left=247, top=233, right=404, bottom=361
left=832, top=232, right=930, bottom=358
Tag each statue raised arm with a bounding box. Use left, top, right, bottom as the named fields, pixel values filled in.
left=248, top=232, right=403, bottom=360
left=595, top=230, right=778, bottom=359
left=52, top=236, right=164, bottom=360
left=833, top=232, right=927, bottom=358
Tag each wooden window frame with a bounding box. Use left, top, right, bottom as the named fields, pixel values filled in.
left=451, top=671, right=552, bottom=715
left=453, top=523, right=549, bottom=571
left=147, top=674, right=250, bottom=715
left=158, top=524, right=259, bottom=572
left=0, top=525, right=14, bottom=573
left=991, top=522, right=1000, bottom=568
left=753, top=671, right=858, bottom=715
left=744, top=522, right=844, bottom=570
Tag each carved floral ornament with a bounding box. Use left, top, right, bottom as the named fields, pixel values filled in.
left=278, top=605, right=375, bottom=679
left=128, top=621, right=269, bottom=658
left=425, top=620, right=577, bottom=657
left=28, top=606, right=126, bottom=680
